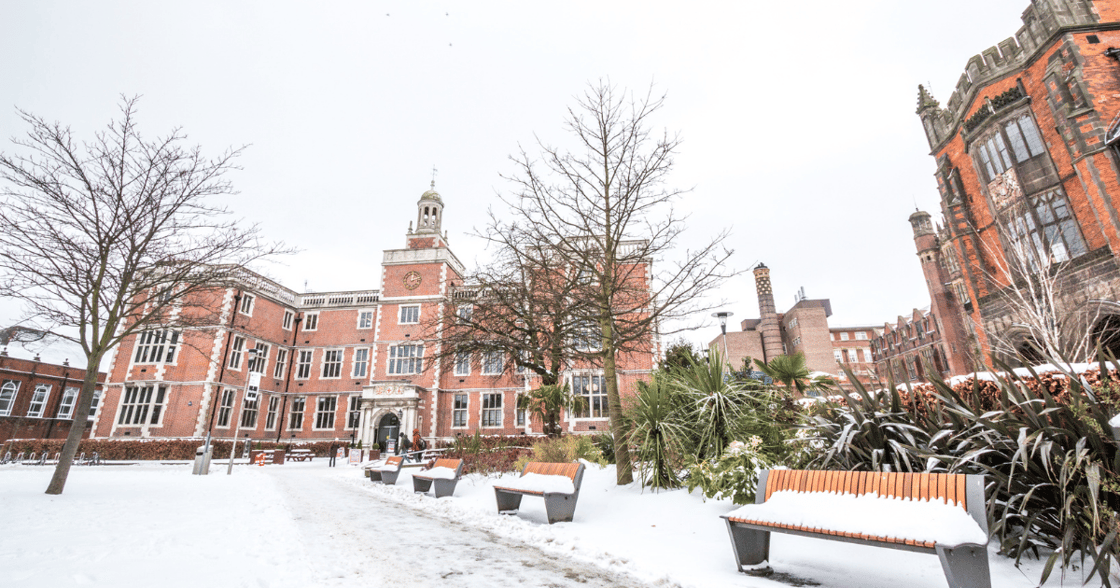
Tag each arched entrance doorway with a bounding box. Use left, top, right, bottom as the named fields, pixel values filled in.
left=1092, top=314, right=1120, bottom=358
left=375, top=413, right=400, bottom=452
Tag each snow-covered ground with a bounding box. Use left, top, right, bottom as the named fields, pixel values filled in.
left=0, top=460, right=1106, bottom=587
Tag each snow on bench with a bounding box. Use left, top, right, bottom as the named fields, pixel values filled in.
left=722, top=469, right=991, bottom=588
left=494, top=462, right=585, bottom=524
left=365, top=456, right=404, bottom=485
left=412, top=458, right=464, bottom=498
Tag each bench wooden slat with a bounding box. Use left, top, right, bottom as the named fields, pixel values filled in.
left=956, top=474, right=967, bottom=508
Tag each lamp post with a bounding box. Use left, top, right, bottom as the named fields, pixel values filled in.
left=712, top=311, right=733, bottom=363
left=226, top=346, right=260, bottom=475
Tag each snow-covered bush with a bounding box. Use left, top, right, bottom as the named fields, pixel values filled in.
left=685, top=437, right=771, bottom=505
left=513, top=434, right=606, bottom=472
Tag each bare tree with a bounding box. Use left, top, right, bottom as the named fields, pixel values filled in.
left=0, top=97, right=289, bottom=494
left=971, top=202, right=1103, bottom=365
left=495, top=81, right=737, bottom=484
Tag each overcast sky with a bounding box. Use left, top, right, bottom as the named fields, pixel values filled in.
left=0, top=1, right=1030, bottom=354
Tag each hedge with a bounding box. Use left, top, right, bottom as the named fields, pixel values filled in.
left=0, top=438, right=341, bottom=461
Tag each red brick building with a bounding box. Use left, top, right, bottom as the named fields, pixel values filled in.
left=914, top=0, right=1120, bottom=368
left=0, top=347, right=106, bottom=445
left=95, top=185, right=656, bottom=446
left=830, top=325, right=881, bottom=388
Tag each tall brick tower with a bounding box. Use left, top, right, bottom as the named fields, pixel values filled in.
left=910, top=210, right=972, bottom=375
left=754, top=263, right=783, bottom=361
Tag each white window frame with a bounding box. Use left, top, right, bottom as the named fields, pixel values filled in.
left=321, top=348, right=343, bottom=379
left=240, top=395, right=259, bottom=428
left=856, top=331, right=869, bottom=340
left=314, top=395, right=337, bottom=430
left=296, top=350, right=313, bottom=380
left=57, top=386, right=79, bottom=419
left=358, top=310, right=374, bottom=330
left=457, top=304, right=472, bottom=322
left=265, top=396, right=280, bottom=430
left=249, top=343, right=269, bottom=374
left=216, top=388, right=236, bottom=428
left=2, top=380, right=22, bottom=417
left=27, top=384, right=51, bottom=418
left=118, top=385, right=168, bottom=427
left=840, top=332, right=850, bottom=341
left=282, top=310, right=294, bottom=330
left=834, top=349, right=843, bottom=363
left=387, top=344, right=424, bottom=375
left=288, top=396, right=306, bottom=430
left=352, top=348, right=370, bottom=378
left=571, top=373, right=606, bottom=419
left=481, top=393, right=503, bottom=428
left=240, top=294, right=255, bottom=316
left=228, top=336, right=245, bottom=370
left=88, top=390, right=101, bottom=420
left=274, top=348, right=288, bottom=379
left=304, top=313, right=319, bottom=331
left=399, top=305, right=420, bottom=325
left=133, top=329, right=180, bottom=364
left=454, top=351, right=471, bottom=376
left=452, top=393, right=468, bottom=428
left=482, top=350, right=503, bottom=375
left=347, top=395, right=361, bottom=429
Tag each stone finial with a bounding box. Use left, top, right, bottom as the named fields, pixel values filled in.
left=916, top=84, right=940, bottom=114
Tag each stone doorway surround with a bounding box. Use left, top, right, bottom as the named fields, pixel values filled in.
left=358, top=381, right=421, bottom=448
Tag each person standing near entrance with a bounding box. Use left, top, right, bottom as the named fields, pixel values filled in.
left=412, top=429, right=422, bottom=458
left=328, top=441, right=338, bottom=467
left=398, top=432, right=412, bottom=461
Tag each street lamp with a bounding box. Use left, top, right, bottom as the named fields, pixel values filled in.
left=712, top=311, right=734, bottom=363
left=226, top=346, right=260, bottom=475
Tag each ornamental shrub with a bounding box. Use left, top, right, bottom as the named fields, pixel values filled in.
left=513, top=434, right=606, bottom=472
left=685, top=436, right=772, bottom=505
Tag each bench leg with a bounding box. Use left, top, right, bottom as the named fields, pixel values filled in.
left=725, top=520, right=770, bottom=573
left=433, top=479, right=458, bottom=499
left=381, top=470, right=401, bottom=485
left=413, top=477, right=433, bottom=494
left=936, top=543, right=991, bottom=588
left=368, top=470, right=383, bottom=482
left=495, top=489, right=523, bottom=513
left=543, top=493, right=578, bottom=524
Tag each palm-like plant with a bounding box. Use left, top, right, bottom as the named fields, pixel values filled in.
left=628, top=377, right=689, bottom=490
left=755, top=352, right=812, bottom=396
left=674, top=351, right=751, bottom=460
left=517, top=384, right=587, bottom=438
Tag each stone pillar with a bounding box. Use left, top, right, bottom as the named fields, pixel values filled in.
left=755, top=264, right=783, bottom=361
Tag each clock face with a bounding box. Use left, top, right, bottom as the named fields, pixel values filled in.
left=403, top=271, right=422, bottom=290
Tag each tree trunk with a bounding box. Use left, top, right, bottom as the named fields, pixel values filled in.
left=46, top=353, right=102, bottom=495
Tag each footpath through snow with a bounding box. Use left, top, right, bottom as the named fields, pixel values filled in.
left=0, top=460, right=1105, bottom=587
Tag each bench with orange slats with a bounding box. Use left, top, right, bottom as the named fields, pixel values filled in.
left=365, top=455, right=404, bottom=485
left=493, top=461, right=585, bottom=524
left=412, top=458, right=465, bottom=498
left=721, top=469, right=990, bottom=588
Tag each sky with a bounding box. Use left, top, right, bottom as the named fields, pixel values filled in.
left=0, top=0, right=1031, bottom=354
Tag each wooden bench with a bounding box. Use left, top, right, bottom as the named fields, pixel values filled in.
left=412, top=458, right=464, bottom=498
left=367, top=456, right=404, bottom=485
left=287, top=449, right=313, bottom=462
left=722, top=469, right=990, bottom=588
left=494, top=462, right=585, bottom=524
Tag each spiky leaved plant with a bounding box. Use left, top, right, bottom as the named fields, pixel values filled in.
left=627, top=377, right=689, bottom=490
left=673, top=351, right=752, bottom=461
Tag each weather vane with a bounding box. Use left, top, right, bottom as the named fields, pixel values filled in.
left=431, top=165, right=438, bottom=188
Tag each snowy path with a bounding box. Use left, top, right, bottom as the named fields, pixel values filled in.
left=264, top=465, right=647, bottom=588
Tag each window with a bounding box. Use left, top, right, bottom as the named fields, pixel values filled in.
left=792, top=336, right=802, bottom=347
left=454, top=351, right=471, bottom=376
left=57, top=386, right=79, bottom=419
left=399, top=305, right=420, bottom=324
left=453, top=394, right=468, bottom=427
left=839, top=332, right=849, bottom=341
left=574, top=321, right=601, bottom=352
left=118, top=385, right=168, bottom=426
left=296, top=350, right=313, bottom=379
left=572, top=374, right=606, bottom=418
left=789, top=318, right=798, bottom=328
left=388, top=344, right=424, bottom=375
left=304, top=313, right=318, bottom=331
left=516, top=400, right=526, bottom=427
left=274, top=349, right=288, bottom=379
left=288, top=397, right=306, bottom=429
left=834, top=349, right=843, bottom=363
left=216, top=389, right=235, bottom=427
left=240, top=396, right=259, bottom=428
left=133, top=329, right=179, bottom=364
left=228, top=336, right=245, bottom=369
left=314, top=395, right=337, bottom=429
left=482, top=350, right=503, bottom=375
left=846, top=349, right=857, bottom=363
left=282, top=310, right=294, bottom=330
left=347, top=396, right=361, bottom=429
left=27, top=384, right=51, bottom=417
left=353, top=348, right=370, bottom=378
left=249, top=343, right=269, bottom=374
left=322, top=349, right=343, bottom=379
left=88, top=390, right=101, bottom=420
left=457, top=304, right=472, bottom=322
left=1004, top=189, right=1088, bottom=265
left=240, top=294, right=254, bottom=315
left=358, top=310, right=374, bottom=329
left=856, top=331, right=868, bottom=340
left=265, top=396, right=280, bottom=430
left=481, top=393, right=502, bottom=427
